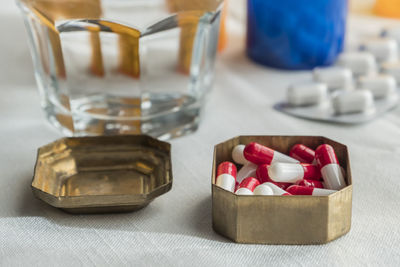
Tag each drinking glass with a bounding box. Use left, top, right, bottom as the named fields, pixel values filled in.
left=17, top=0, right=223, bottom=139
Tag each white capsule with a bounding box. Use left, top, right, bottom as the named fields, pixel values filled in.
left=381, top=61, right=400, bottom=83
left=270, top=151, right=300, bottom=164
left=313, top=67, right=353, bottom=90
left=254, top=184, right=274, bottom=196
left=320, top=164, right=346, bottom=191
left=264, top=182, right=291, bottom=196
left=232, top=145, right=248, bottom=165
left=336, top=52, right=377, bottom=76
left=236, top=163, right=257, bottom=184
left=236, top=188, right=254, bottom=195
left=287, top=82, right=328, bottom=106
left=268, top=163, right=305, bottom=183
left=216, top=174, right=236, bottom=192
left=332, top=90, right=375, bottom=114
left=358, top=74, right=397, bottom=99
left=311, top=188, right=338, bottom=196
left=360, top=38, right=398, bottom=63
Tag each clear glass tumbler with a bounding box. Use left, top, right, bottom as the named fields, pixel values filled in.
left=17, top=0, right=223, bottom=139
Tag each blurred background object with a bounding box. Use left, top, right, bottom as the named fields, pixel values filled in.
left=246, top=0, right=348, bottom=70
left=349, top=0, right=400, bottom=18
left=349, top=0, right=375, bottom=14
left=217, top=0, right=228, bottom=51
left=375, top=0, right=400, bottom=18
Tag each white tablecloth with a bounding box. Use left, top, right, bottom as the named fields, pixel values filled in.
left=1, top=2, right=400, bottom=266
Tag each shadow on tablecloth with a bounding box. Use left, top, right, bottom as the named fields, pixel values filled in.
left=6, top=173, right=230, bottom=244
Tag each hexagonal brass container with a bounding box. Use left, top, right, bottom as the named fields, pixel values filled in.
left=212, top=136, right=352, bottom=245
left=32, top=135, right=172, bottom=214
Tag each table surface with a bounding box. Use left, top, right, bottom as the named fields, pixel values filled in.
left=1, top=2, right=400, bottom=266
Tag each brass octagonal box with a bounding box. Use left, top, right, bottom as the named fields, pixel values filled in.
left=32, top=135, right=172, bottom=214
left=212, top=136, right=352, bottom=245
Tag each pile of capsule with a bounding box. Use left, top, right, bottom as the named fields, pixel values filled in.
left=215, top=142, right=346, bottom=196
left=287, top=26, right=400, bottom=115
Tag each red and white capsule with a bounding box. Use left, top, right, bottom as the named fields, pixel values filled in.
left=216, top=162, right=237, bottom=192
left=295, top=179, right=324, bottom=189
left=237, top=163, right=258, bottom=183
left=315, top=144, right=346, bottom=190
left=289, top=144, right=316, bottom=164
left=236, top=177, right=260, bottom=195
left=287, top=185, right=337, bottom=196
left=244, top=142, right=299, bottom=165
left=264, top=182, right=292, bottom=196
left=268, top=163, right=321, bottom=183
left=256, top=164, right=292, bottom=189
left=253, top=183, right=274, bottom=195
left=232, top=145, right=249, bottom=165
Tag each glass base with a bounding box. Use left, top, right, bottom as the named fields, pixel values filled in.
left=43, top=94, right=202, bottom=140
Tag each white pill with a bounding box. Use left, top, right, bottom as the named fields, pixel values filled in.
left=235, top=188, right=253, bottom=195
left=254, top=184, right=274, bottom=196
left=287, top=82, right=328, bottom=106
left=360, top=38, right=398, bottom=63
left=236, top=163, right=257, bottom=184
left=381, top=61, right=400, bottom=83
left=232, top=145, right=248, bottom=165
left=336, top=52, right=377, bottom=76
left=381, top=27, right=400, bottom=45
left=216, top=174, right=236, bottom=192
left=313, top=67, right=353, bottom=90
left=263, top=182, right=291, bottom=196
left=332, top=90, right=375, bottom=114
left=358, top=74, right=397, bottom=99
left=268, top=163, right=320, bottom=183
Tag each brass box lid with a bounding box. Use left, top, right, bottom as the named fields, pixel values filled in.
left=32, top=135, right=172, bottom=214
left=212, top=136, right=352, bottom=245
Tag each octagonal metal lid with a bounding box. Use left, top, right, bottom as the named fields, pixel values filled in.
left=32, top=135, right=172, bottom=214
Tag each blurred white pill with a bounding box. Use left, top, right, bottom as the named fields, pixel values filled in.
left=358, top=74, right=397, bottom=99
left=381, top=27, right=400, bottom=45
left=232, top=145, right=248, bottom=165
left=263, top=182, right=291, bottom=196
left=360, top=38, right=398, bottom=63
left=332, top=90, right=375, bottom=114
left=336, top=52, right=377, bottom=76
left=235, top=187, right=253, bottom=195
left=381, top=61, right=400, bottom=83
left=287, top=82, right=328, bottom=106
left=313, top=67, right=353, bottom=90
left=254, top=184, right=274, bottom=196
left=237, top=163, right=257, bottom=184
